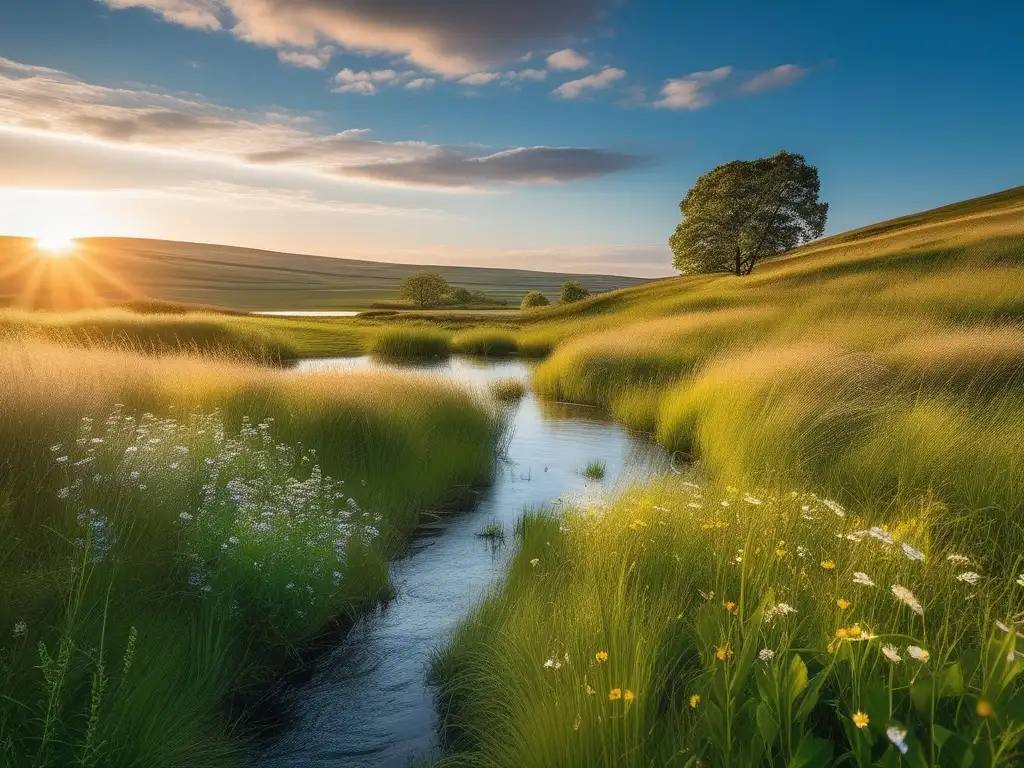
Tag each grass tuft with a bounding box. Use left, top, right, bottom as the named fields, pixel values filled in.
left=581, top=460, right=606, bottom=480
left=451, top=330, right=518, bottom=357
left=371, top=326, right=451, bottom=360
left=488, top=378, right=527, bottom=402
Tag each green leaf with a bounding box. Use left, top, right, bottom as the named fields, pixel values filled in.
left=730, top=598, right=768, bottom=698
left=786, top=735, right=833, bottom=768
left=938, top=663, right=965, bottom=697
left=787, top=653, right=809, bottom=709
left=794, top=670, right=827, bottom=724
left=934, top=724, right=974, bottom=767
left=756, top=701, right=779, bottom=750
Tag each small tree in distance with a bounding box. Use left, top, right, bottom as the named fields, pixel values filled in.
left=520, top=291, right=550, bottom=310
left=560, top=281, right=590, bottom=304
left=401, top=271, right=450, bottom=309
left=669, top=150, right=828, bottom=276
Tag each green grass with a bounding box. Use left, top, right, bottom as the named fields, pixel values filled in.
left=371, top=326, right=452, bottom=361
left=0, top=339, right=503, bottom=766
left=451, top=329, right=519, bottom=357
left=581, top=460, right=606, bottom=480
left=488, top=378, right=527, bottom=403
left=475, top=520, right=507, bottom=545
left=0, top=236, right=645, bottom=311
left=428, top=186, right=1024, bottom=766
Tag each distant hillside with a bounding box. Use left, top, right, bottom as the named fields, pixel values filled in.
left=0, top=237, right=650, bottom=311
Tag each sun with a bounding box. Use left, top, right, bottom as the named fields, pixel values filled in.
left=35, top=234, right=77, bottom=257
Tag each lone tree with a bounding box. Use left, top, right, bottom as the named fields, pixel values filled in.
left=560, top=281, right=590, bottom=304
left=401, top=271, right=450, bottom=309
left=520, top=290, right=550, bottom=310
left=669, top=150, right=828, bottom=276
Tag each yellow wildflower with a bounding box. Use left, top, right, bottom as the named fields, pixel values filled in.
left=623, top=690, right=636, bottom=703
left=775, top=548, right=787, bottom=558
left=608, top=688, right=622, bottom=701
left=837, top=599, right=850, bottom=609
left=835, top=627, right=850, bottom=639
left=853, top=711, right=870, bottom=729
left=689, top=694, right=700, bottom=709
left=595, top=650, right=608, bottom=663
left=850, top=623, right=862, bottom=637
left=821, top=560, right=836, bottom=570
left=724, top=601, right=738, bottom=615
left=977, top=699, right=994, bottom=717
left=715, top=644, right=733, bottom=661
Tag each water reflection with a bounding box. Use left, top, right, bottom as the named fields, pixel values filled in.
left=254, top=356, right=668, bottom=767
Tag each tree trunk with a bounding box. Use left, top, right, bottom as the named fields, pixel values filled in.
left=734, top=245, right=742, bottom=276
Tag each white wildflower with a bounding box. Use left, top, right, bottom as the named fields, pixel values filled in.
left=901, top=543, right=925, bottom=562
left=758, top=648, right=775, bottom=661
left=853, top=572, right=876, bottom=587
left=886, top=726, right=909, bottom=754
left=743, top=496, right=762, bottom=505
left=868, top=527, right=894, bottom=545
left=946, top=554, right=970, bottom=565
left=822, top=498, right=847, bottom=517
left=530, top=558, right=540, bottom=567
left=12, top=620, right=27, bottom=638
left=956, top=571, right=981, bottom=585
left=881, top=644, right=902, bottom=663
left=891, top=584, right=924, bottom=616
left=907, top=645, right=930, bottom=662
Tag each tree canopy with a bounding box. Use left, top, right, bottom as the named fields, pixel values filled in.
left=400, top=271, right=450, bottom=309
left=669, top=150, right=828, bottom=276
left=560, top=281, right=590, bottom=304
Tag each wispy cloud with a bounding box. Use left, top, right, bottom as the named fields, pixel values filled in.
left=99, top=0, right=609, bottom=75
left=332, top=68, right=399, bottom=95
left=739, top=64, right=808, bottom=93
left=654, top=66, right=733, bottom=110
left=404, top=77, right=436, bottom=90
left=457, top=72, right=501, bottom=86
left=0, top=58, right=646, bottom=190
left=546, top=49, right=590, bottom=71
left=552, top=67, right=626, bottom=99
left=277, top=46, right=335, bottom=69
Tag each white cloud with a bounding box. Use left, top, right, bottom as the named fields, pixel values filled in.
left=98, top=0, right=609, bottom=75
left=552, top=67, right=626, bottom=99
left=0, top=58, right=645, bottom=190
left=277, top=46, right=335, bottom=69
left=504, top=69, right=548, bottom=83
left=739, top=64, right=808, bottom=93
left=333, top=81, right=377, bottom=95
left=404, top=77, right=436, bottom=90
left=332, top=68, right=399, bottom=95
left=546, top=48, right=590, bottom=71
left=654, top=65, right=732, bottom=110
left=457, top=72, right=501, bottom=86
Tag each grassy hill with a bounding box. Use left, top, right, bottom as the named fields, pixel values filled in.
left=0, top=236, right=649, bottom=311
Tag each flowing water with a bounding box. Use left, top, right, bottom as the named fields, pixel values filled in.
left=252, top=356, right=669, bottom=767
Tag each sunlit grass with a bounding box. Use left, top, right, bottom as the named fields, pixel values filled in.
left=371, top=326, right=452, bottom=361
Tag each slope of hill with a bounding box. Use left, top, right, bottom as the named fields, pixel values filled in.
left=0, top=237, right=649, bottom=311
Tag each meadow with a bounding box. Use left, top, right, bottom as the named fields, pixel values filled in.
left=425, top=186, right=1024, bottom=765
left=0, top=340, right=503, bottom=767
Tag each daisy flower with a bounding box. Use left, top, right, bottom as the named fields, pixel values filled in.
left=882, top=644, right=902, bottom=663
left=853, top=711, right=870, bottom=729
left=907, top=645, right=930, bottom=662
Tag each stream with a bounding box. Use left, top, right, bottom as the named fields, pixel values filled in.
left=251, top=356, right=670, bottom=767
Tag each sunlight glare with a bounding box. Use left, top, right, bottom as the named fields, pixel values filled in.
left=35, top=234, right=77, bottom=256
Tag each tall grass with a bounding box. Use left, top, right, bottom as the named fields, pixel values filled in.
left=451, top=330, right=518, bottom=357
left=0, top=340, right=502, bottom=766
left=371, top=326, right=452, bottom=361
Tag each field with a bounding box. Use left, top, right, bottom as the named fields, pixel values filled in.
left=0, top=237, right=647, bottom=312
left=0, top=340, right=503, bottom=766
left=423, top=186, right=1024, bottom=765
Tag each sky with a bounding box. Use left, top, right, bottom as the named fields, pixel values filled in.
left=0, top=1, right=1022, bottom=277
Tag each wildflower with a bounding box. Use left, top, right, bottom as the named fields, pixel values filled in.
left=724, top=601, right=738, bottom=615
left=821, top=560, right=836, bottom=570
left=698, top=589, right=715, bottom=601
left=720, top=500, right=730, bottom=507
left=836, top=599, right=850, bottom=610
left=835, top=627, right=850, bottom=639
left=586, top=684, right=596, bottom=695
left=853, top=711, right=870, bottom=729
left=891, top=584, right=924, bottom=616
left=866, top=527, right=893, bottom=545
left=1017, top=573, right=1024, bottom=587
left=947, top=554, right=970, bottom=565
left=758, top=648, right=774, bottom=661
left=775, top=548, right=787, bottom=558
left=743, top=496, right=762, bottom=505
left=689, top=694, right=700, bottom=709
left=796, top=545, right=810, bottom=559
left=901, top=543, right=925, bottom=562
left=12, top=620, right=27, bottom=638
left=886, top=726, right=909, bottom=755
left=882, top=645, right=902, bottom=663
left=595, top=650, right=608, bottom=663
left=573, top=713, right=581, bottom=731
left=715, top=645, right=733, bottom=661
left=977, top=699, right=994, bottom=718
left=529, top=558, right=540, bottom=567
left=608, top=688, right=622, bottom=701
left=907, top=646, right=930, bottom=663
left=178, top=511, right=193, bottom=522
left=629, top=519, right=648, bottom=530
left=765, top=602, right=797, bottom=623
left=957, top=571, right=981, bottom=585
left=822, top=498, right=847, bottom=517
left=623, top=690, right=636, bottom=703
left=853, top=572, right=876, bottom=587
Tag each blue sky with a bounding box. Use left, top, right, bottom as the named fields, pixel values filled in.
left=1, top=1, right=1022, bottom=276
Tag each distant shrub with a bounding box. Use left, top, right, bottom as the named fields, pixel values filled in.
left=452, top=330, right=518, bottom=357
left=560, top=281, right=591, bottom=304
left=371, top=326, right=451, bottom=360
left=521, top=291, right=550, bottom=310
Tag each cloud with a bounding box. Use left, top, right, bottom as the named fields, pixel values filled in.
left=99, top=0, right=610, bottom=75
left=552, top=67, right=626, bottom=99
left=654, top=65, right=732, bottom=110
left=0, top=58, right=645, bottom=190
left=342, top=146, right=646, bottom=188
left=404, top=77, right=436, bottom=89
left=277, top=46, right=335, bottom=68
left=546, top=48, right=590, bottom=71
left=331, top=67, right=399, bottom=95
left=503, top=69, right=548, bottom=83
left=739, top=64, right=808, bottom=93
left=457, top=72, right=501, bottom=86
